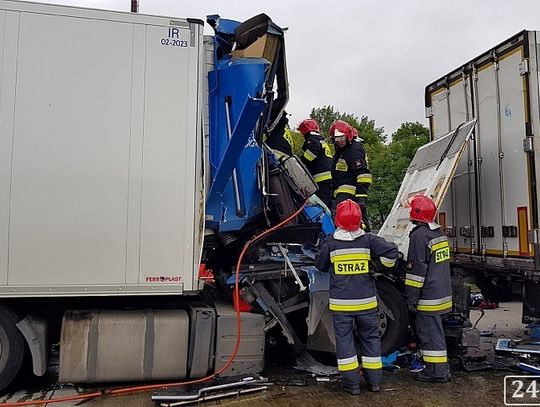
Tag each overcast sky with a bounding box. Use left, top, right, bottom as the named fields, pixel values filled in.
left=18, top=0, right=540, bottom=136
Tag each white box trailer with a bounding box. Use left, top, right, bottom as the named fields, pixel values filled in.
left=0, top=0, right=299, bottom=393
left=0, top=0, right=205, bottom=297
left=424, top=30, right=540, bottom=318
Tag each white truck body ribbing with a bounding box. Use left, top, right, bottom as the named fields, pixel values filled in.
left=425, top=30, right=540, bottom=271
left=0, top=0, right=205, bottom=297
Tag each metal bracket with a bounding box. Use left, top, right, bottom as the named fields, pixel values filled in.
left=519, top=59, right=530, bottom=76
left=524, top=136, right=534, bottom=153
left=277, top=244, right=307, bottom=291
left=249, top=281, right=304, bottom=354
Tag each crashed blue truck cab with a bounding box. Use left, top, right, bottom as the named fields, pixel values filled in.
left=200, top=14, right=412, bottom=358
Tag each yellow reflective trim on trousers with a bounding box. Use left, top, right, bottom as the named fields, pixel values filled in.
left=331, top=253, right=371, bottom=262
left=423, top=355, right=448, bottom=363
left=334, top=185, right=356, bottom=197
left=405, top=279, right=424, bottom=288
left=313, top=171, right=332, bottom=183
left=416, top=301, right=453, bottom=312
left=329, top=301, right=378, bottom=312
left=362, top=361, right=383, bottom=369
left=338, top=360, right=359, bottom=371
left=431, top=241, right=449, bottom=252
left=303, top=149, right=316, bottom=161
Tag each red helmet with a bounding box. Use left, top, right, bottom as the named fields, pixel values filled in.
left=409, top=195, right=437, bottom=224
left=335, top=199, right=362, bottom=231
left=298, top=119, right=320, bottom=136
left=329, top=120, right=355, bottom=142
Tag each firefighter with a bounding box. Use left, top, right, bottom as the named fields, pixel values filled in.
left=329, top=120, right=372, bottom=230
left=315, top=199, right=398, bottom=394
left=266, top=110, right=294, bottom=160
left=298, top=118, right=334, bottom=209
left=405, top=195, right=452, bottom=383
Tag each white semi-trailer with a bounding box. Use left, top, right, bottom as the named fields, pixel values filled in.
left=424, top=30, right=540, bottom=321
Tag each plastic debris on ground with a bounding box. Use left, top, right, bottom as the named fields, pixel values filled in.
left=294, top=351, right=339, bottom=376
left=527, top=322, right=540, bottom=339
left=470, top=293, right=498, bottom=309
left=151, top=374, right=270, bottom=406
left=382, top=351, right=401, bottom=370
left=518, top=362, right=540, bottom=374
left=496, top=339, right=540, bottom=354
left=409, top=355, right=425, bottom=373
left=286, top=378, right=308, bottom=386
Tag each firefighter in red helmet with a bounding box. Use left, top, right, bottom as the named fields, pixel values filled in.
left=405, top=195, right=452, bottom=383
left=298, top=118, right=334, bottom=208
left=329, top=120, right=372, bottom=230
left=315, top=199, right=398, bottom=394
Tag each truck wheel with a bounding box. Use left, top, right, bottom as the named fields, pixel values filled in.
left=0, top=306, right=24, bottom=392
left=376, top=279, right=408, bottom=355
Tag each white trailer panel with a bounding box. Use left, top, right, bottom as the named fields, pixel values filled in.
left=379, top=120, right=476, bottom=257
left=476, top=61, right=504, bottom=253
left=0, top=0, right=204, bottom=296
left=425, top=31, right=540, bottom=265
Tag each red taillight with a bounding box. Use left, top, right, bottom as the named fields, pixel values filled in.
left=198, top=263, right=215, bottom=283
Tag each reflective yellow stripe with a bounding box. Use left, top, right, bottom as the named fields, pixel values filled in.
left=357, top=176, right=372, bottom=184
left=334, top=185, right=356, bottom=197
left=335, top=158, right=348, bottom=171
left=431, top=241, right=449, bottom=251
left=284, top=128, right=295, bottom=147
left=362, top=361, right=383, bottom=369
left=417, top=301, right=453, bottom=312
left=313, top=171, right=332, bottom=183
left=423, top=355, right=448, bottom=363
left=303, top=149, right=316, bottom=161
left=338, top=360, right=359, bottom=371
left=272, top=149, right=286, bottom=159
left=329, top=300, right=378, bottom=312
left=331, top=253, right=371, bottom=262
left=405, top=279, right=424, bottom=288
left=380, top=257, right=396, bottom=267
left=355, top=194, right=368, bottom=198
left=428, top=236, right=447, bottom=249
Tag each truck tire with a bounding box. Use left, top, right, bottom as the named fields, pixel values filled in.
left=0, top=306, right=24, bottom=392
left=376, top=279, right=408, bottom=355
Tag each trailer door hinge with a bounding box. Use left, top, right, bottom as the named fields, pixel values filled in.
left=425, top=106, right=434, bottom=118
left=528, top=229, right=539, bottom=244
left=519, top=59, right=530, bottom=76
left=523, top=136, right=534, bottom=153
